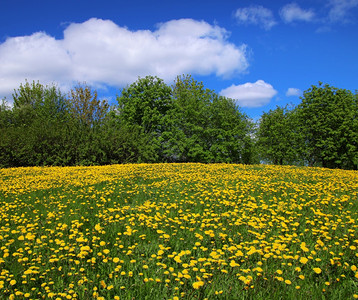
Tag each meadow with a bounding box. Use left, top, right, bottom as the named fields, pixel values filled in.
left=0, top=163, right=357, bottom=300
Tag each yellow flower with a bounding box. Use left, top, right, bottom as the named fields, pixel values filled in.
left=192, top=280, right=205, bottom=289
left=313, top=267, right=322, bottom=274
left=10, top=279, right=16, bottom=286
left=300, top=257, right=308, bottom=264
left=95, top=224, right=102, bottom=232
left=230, top=260, right=239, bottom=267
left=285, top=280, right=292, bottom=285
left=300, top=242, right=309, bottom=252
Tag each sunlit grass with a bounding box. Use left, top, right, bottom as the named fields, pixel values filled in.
left=0, top=163, right=357, bottom=299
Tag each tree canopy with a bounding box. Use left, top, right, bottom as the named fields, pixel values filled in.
left=295, top=82, right=357, bottom=169
left=1, top=78, right=357, bottom=169
left=257, top=83, right=358, bottom=170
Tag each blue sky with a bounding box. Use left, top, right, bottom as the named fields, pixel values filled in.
left=1, top=0, right=357, bottom=119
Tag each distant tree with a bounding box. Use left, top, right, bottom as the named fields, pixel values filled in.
left=68, top=83, right=109, bottom=128
left=0, top=98, right=11, bottom=126
left=164, top=75, right=252, bottom=163
left=296, top=82, right=357, bottom=169
left=207, top=95, right=254, bottom=163
left=0, top=99, right=13, bottom=167
left=67, top=83, right=110, bottom=165
left=163, top=75, right=212, bottom=162
left=3, top=80, right=73, bottom=166
left=100, top=110, right=156, bottom=164
left=257, top=105, right=298, bottom=165
left=116, top=76, right=173, bottom=162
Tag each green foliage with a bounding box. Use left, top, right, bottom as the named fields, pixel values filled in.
left=164, top=75, right=213, bottom=162
left=1, top=78, right=357, bottom=169
left=1, top=81, right=72, bottom=167
left=257, top=106, right=298, bottom=165
left=67, top=83, right=110, bottom=165
left=68, top=83, right=109, bottom=128
left=116, top=75, right=173, bottom=163
left=164, top=75, right=252, bottom=163
left=296, top=82, right=357, bottom=169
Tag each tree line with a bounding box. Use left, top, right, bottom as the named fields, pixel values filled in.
left=0, top=76, right=357, bottom=169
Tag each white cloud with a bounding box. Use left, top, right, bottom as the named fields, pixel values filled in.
left=220, top=80, right=277, bottom=107
left=0, top=18, right=249, bottom=100
left=280, top=3, right=315, bottom=23
left=327, top=0, right=358, bottom=23
left=234, top=5, right=277, bottom=30
left=286, top=87, right=302, bottom=97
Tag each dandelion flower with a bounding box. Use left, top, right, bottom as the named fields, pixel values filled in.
left=300, top=257, right=308, bottom=264
left=192, top=281, right=205, bottom=289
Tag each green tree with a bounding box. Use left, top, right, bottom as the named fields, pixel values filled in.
left=116, top=76, right=173, bottom=162
left=0, top=98, right=11, bottom=127
left=257, top=105, right=298, bottom=165
left=163, top=75, right=212, bottom=162
left=68, top=84, right=109, bottom=128
left=164, top=75, right=252, bottom=163
left=100, top=110, right=156, bottom=164
left=67, top=83, right=110, bottom=165
left=207, top=95, right=254, bottom=163
left=0, top=99, right=14, bottom=167
left=6, top=81, right=72, bottom=166
left=296, top=82, right=357, bottom=169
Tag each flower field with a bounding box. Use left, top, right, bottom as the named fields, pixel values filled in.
left=0, top=163, right=357, bottom=299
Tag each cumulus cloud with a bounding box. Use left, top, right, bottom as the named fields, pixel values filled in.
left=327, top=0, right=358, bottom=23
left=220, top=80, right=277, bottom=107
left=0, top=18, right=249, bottom=100
left=280, top=3, right=315, bottom=23
left=234, top=5, right=277, bottom=30
left=286, top=87, right=302, bottom=97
